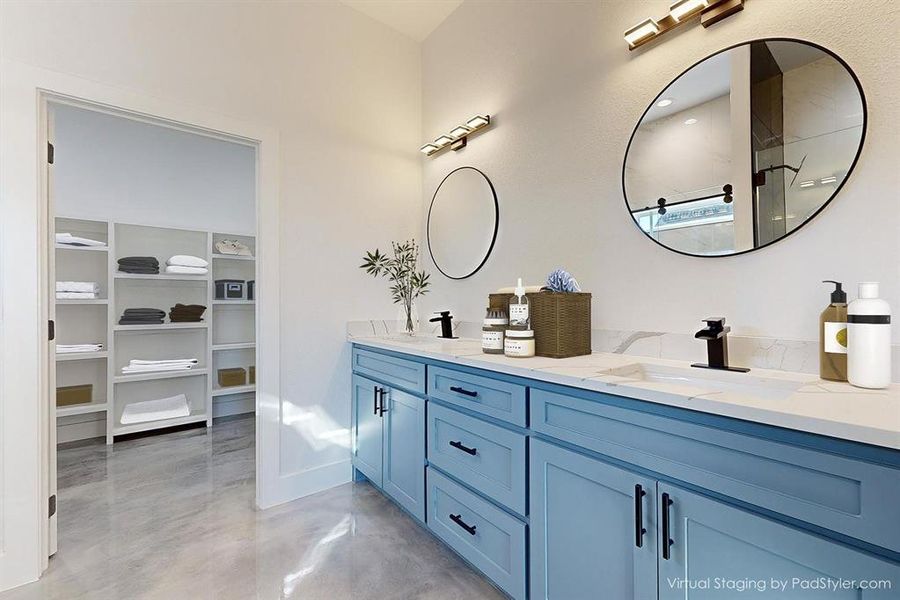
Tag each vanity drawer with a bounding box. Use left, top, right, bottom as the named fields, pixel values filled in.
left=428, top=365, right=526, bottom=426
left=531, top=388, right=900, bottom=552
left=351, top=346, right=425, bottom=394
left=427, top=402, right=526, bottom=515
left=427, top=467, right=526, bottom=600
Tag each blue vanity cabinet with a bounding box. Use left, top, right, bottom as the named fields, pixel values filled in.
left=351, top=372, right=425, bottom=522
left=351, top=374, right=383, bottom=487
left=382, top=386, right=426, bottom=522
left=657, top=483, right=900, bottom=599
left=530, top=438, right=659, bottom=600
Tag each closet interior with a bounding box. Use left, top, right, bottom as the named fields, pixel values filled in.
left=52, top=104, right=257, bottom=444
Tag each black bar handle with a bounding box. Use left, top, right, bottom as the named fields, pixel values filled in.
left=634, top=484, right=647, bottom=548
left=449, top=513, right=477, bottom=535
left=377, top=388, right=388, bottom=416
left=662, top=492, right=673, bottom=560
left=450, top=385, right=478, bottom=397
left=449, top=440, right=477, bottom=456
left=373, top=386, right=379, bottom=415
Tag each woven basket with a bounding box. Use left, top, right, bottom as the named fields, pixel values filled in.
left=489, top=291, right=592, bottom=358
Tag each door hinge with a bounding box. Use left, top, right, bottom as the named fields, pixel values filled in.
left=48, top=319, right=55, bottom=341
left=47, top=142, right=54, bottom=164
left=48, top=494, right=56, bottom=518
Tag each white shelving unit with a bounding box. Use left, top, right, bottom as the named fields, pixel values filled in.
left=54, top=217, right=257, bottom=444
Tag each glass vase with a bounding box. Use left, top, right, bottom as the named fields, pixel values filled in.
left=396, top=301, right=419, bottom=336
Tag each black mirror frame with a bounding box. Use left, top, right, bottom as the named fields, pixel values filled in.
left=621, top=37, right=867, bottom=259
left=427, top=166, right=499, bottom=280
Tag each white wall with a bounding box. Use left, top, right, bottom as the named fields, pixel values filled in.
left=0, top=2, right=422, bottom=585
left=52, top=104, right=256, bottom=233
left=420, top=0, right=899, bottom=344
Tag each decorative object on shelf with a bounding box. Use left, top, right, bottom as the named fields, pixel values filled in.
left=249, top=365, right=256, bottom=385
left=214, top=239, right=253, bottom=256
left=545, top=268, right=581, bottom=293
left=360, top=239, right=431, bottom=336
left=490, top=288, right=592, bottom=359
left=623, top=39, right=866, bottom=257
left=57, top=384, right=93, bottom=407
left=247, top=280, right=255, bottom=301
left=427, top=167, right=499, bottom=279
left=218, top=367, right=247, bottom=388
left=420, top=115, right=491, bottom=156
left=624, top=0, right=744, bottom=50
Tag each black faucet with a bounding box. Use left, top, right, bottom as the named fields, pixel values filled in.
left=429, top=311, right=457, bottom=339
left=691, top=318, right=749, bottom=373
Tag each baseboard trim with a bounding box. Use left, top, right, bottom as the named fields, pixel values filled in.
left=258, top=458, right=352, bottom=509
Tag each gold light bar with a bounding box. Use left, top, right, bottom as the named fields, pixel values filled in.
left=624, top=18, right=659, bottom=48
left=669, top=0, right=708, bottom=22
left=624, top=0, right=744, bottom=51
left=420, top=114, right=492, bottom=157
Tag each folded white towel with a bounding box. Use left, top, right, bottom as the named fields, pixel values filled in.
left=167, top=255, right=208, bottom=268
left=58, top=344, right=103, bottom=354
left=56, top=281, right=100, bottom=293
left=164, top=265, right=208, bottom=275
left=57, top=292, right=98, bottom=300
left=121, top=364, right=194, bottom=374
left=128, top=358, right=198, bottom=366
left=56, top=233, right=106, bottom=247
left=120, top=394, right=191, bottom=425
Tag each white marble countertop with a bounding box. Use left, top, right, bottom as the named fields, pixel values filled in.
left=350, top=335, right=900, bottom=450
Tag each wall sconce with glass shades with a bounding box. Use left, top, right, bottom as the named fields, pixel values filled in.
left=420, top=115, right=491, bottom=156
left=624, top=0, right=745, bottom=50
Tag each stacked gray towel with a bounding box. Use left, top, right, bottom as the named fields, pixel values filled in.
left=119, top=308, right=166, bottom=325
left=118, top=256, right=159, bottom=274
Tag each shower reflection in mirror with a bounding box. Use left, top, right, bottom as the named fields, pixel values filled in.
left=623, top=39, right=865, bottom=257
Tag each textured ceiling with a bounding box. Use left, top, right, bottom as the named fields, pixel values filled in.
left=340, top=0, right=463, bottom=41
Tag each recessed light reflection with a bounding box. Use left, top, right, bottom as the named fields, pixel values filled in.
left=799, top=180, right=815, bottom=188
left=657, top=98, right=673, bottom=107
left=684, top=118, right=698, bottom=125
left=820, top=176, right=837, bottom=185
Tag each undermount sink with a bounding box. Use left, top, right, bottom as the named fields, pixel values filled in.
left=597, top=363, right=808, bottom=401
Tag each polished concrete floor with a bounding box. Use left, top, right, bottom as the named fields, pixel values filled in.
left=2, top=415, right=503, bottom=600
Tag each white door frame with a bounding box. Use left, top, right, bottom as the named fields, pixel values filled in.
left=0, top=58, right=282, bottom=590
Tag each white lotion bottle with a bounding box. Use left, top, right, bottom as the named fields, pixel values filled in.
left=847, top=282, right=892, bottom=389
left=509, top=278, right=530, bottom=328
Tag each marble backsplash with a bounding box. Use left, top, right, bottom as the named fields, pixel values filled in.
left=347, top=319, right=900, bottom=382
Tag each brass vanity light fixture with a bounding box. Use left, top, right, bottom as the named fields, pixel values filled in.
left=420, top=115, right=492, bottom=157
left=624, top=0, right=744, bottom=50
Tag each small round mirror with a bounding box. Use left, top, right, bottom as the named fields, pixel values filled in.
left=623, top=39, right=866, bottom=257
left=427, top=167, right=499, bottom=279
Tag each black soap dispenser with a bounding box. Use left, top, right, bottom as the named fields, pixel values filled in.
left=820, top=280, right=848, bottom=381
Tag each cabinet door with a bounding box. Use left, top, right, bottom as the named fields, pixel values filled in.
left=530, top=439, right=658, bottom=600
left=382, top=387, right=425, bottom=522
left=658, top=483, right=900, bottom=599
left=351, top=374, right=382, bottom=487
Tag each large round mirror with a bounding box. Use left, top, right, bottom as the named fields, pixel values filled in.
left=427, top=166, right=499, bottom=279
left=623, top=39, right=866, bottom=257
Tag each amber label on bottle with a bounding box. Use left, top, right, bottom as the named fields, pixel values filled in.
left=824, top=322, right=848, bottom=354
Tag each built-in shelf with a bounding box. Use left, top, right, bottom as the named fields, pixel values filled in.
left=57, top=402, right=109, bottom=418
left=114, top=322, right=208, bottom=332
left=56, top=298, right=109, bottom=305
left=115, top=272, right=210, bottom=282
left=114, top=368, right=209, bottom=384
left=112, top=412, right=208, bottom=437
left=56, top=351, right=108, bottom=362
left=211, top=254, right=255, bottom=261
left=212, top=342, right=255, bottom=351
left=213, top=300, right=255, bottom=305
left=212, top=384, right=255, bottom=397
left=55, top=244, right=108, bottom=252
